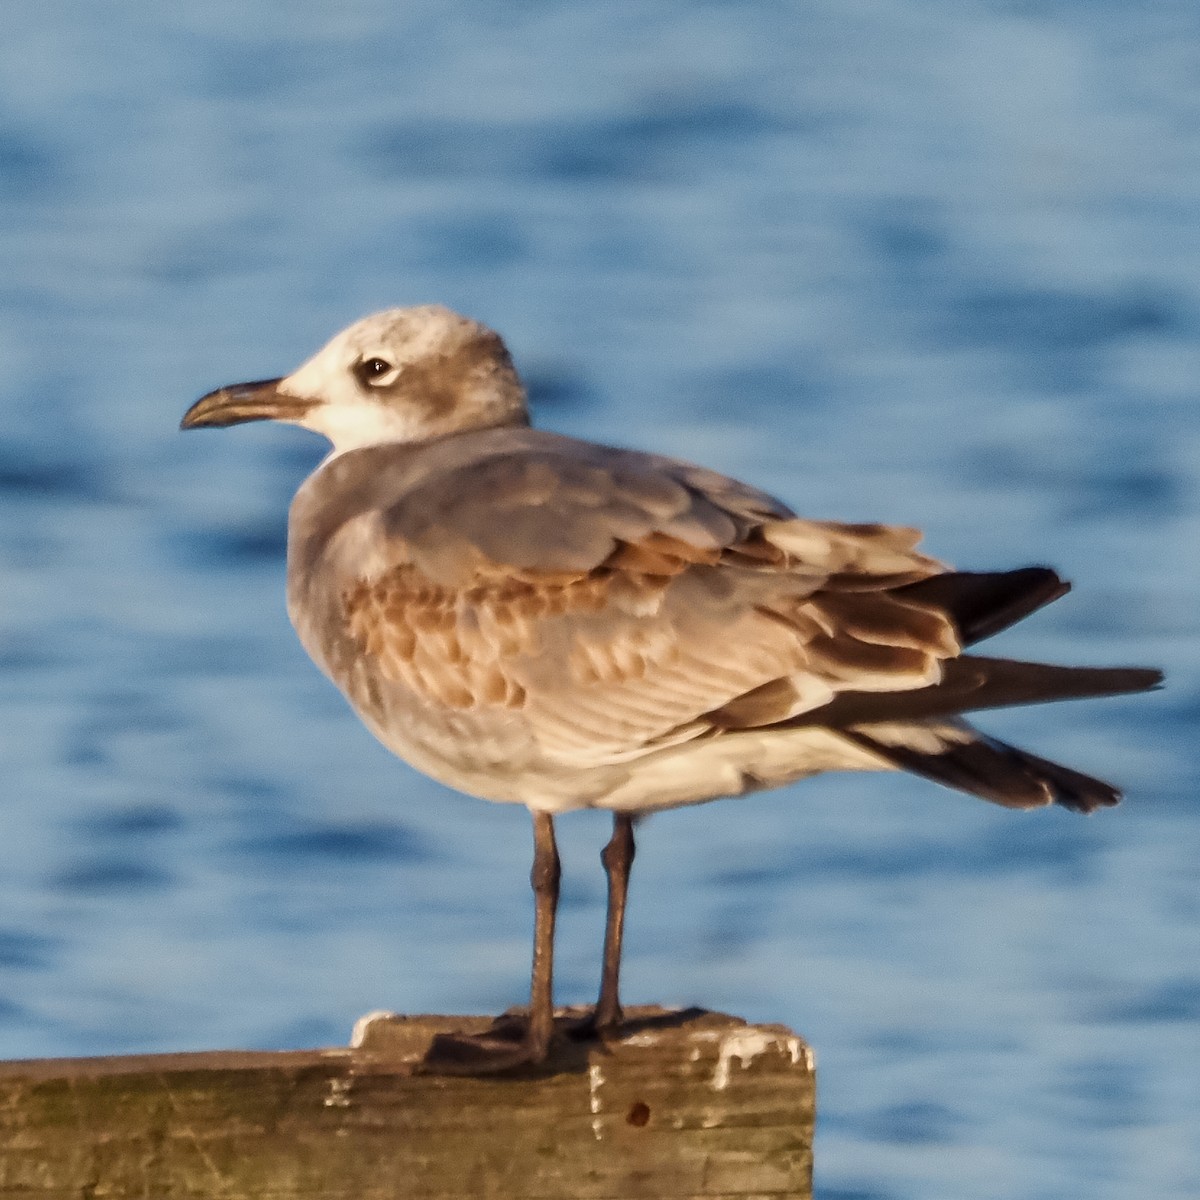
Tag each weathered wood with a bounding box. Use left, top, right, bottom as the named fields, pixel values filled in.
left=0, top=1007, right=812, bottom=1199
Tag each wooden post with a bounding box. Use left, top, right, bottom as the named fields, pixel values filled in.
left=0, top=1007, right=813, bottom=1199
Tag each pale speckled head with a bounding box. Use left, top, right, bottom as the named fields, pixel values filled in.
left=181, top=305, right=529, bottom=452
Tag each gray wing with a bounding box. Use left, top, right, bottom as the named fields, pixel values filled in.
left=313, top=437, right=957, bottom=768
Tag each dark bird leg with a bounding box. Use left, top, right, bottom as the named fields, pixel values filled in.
left=566, top=812, right=637, bottom=1042
left=421, top=811, right=561, bottom=1073
left=595, top=813, right=635, bottom=1031
left=525, top=810, right=561, bottom=1059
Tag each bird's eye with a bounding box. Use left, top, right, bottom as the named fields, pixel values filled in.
left=356, top=357, right=394, bottom=386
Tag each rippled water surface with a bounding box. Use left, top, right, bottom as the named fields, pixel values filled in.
left=2, top=4, right=1198, bottom=1198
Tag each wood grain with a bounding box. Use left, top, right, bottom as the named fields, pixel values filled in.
left=0, top=1007, right=813, bottom=1199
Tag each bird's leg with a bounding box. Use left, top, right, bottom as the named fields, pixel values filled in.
left=595, top=813, right=635, bottom=1030
left=574, top=812, right=635, bottom=1037
left=420, top=811, right=560, bottom=1074
left=525, top=810, right=561, bottom=1060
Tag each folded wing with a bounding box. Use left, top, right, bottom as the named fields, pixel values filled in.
left=323, top=435, right=961, bottom=768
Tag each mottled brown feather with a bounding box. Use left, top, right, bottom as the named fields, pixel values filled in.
left=338, top=509, right=952, bottom=765
left=287, top=428, right=955, bottom=769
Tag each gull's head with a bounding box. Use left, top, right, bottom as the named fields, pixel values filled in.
left=181, top=305, right=529, bottom=452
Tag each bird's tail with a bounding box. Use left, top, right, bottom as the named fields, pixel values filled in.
left=803, top=566, right=1162, bottom=811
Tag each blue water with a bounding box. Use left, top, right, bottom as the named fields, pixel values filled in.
left=2, top=3, right=1198, bottom=1197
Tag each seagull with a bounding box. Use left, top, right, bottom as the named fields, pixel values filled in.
left=182, top=305, right=1161, bottom=1072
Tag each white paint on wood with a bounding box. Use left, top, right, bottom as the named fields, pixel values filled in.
left=349, top=1010, right=397, bottom=1048
left=588, top=1062, right=605, bottom=1141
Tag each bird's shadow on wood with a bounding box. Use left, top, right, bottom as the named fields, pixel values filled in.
left=486, top=1004, right=715, bottom=1080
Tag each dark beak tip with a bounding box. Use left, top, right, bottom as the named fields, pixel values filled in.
left=180, top=378, right=291, bottom=431
left=180, top=399, right=210, bottom=431
left=180, top=392, right=226, bottom=431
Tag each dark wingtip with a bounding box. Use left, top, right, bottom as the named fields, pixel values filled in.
left=999, top=745, right=1124, bottom=814
left=1110, top=667, right=1165, bottom=694
left=898, top=566, right=1072, bottom=646
left=843, top=725, right=1129, bottom=814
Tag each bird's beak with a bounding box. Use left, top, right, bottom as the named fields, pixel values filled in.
left=180, top=378, right=314, bottom=430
